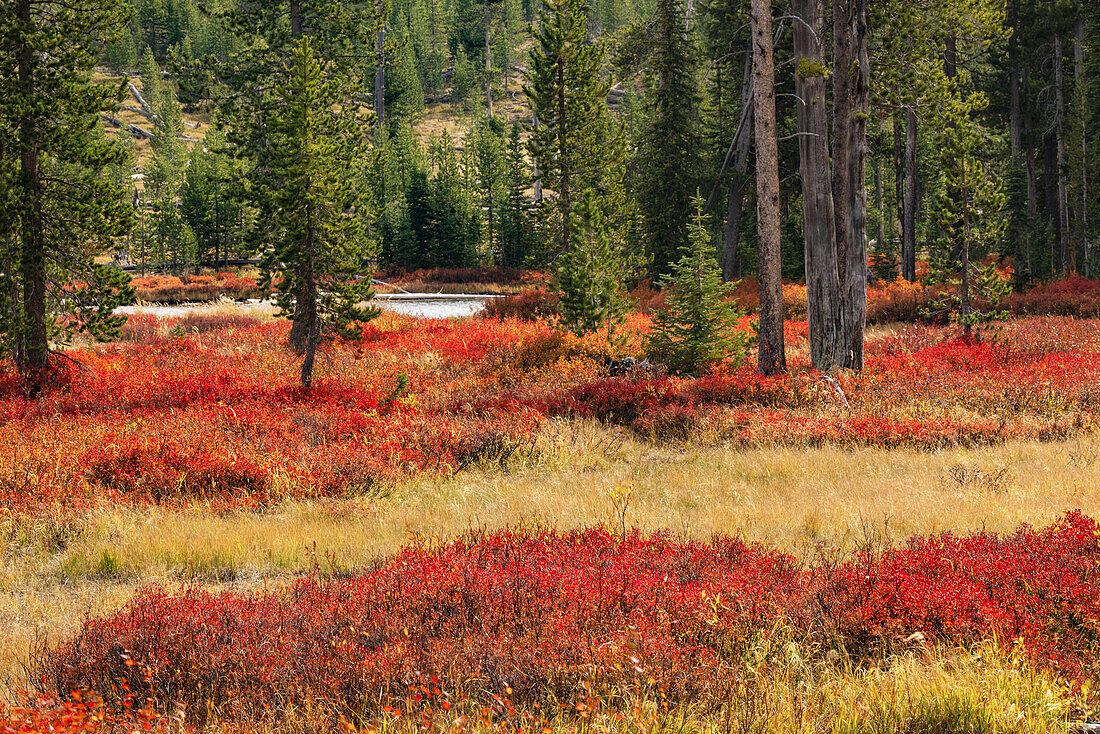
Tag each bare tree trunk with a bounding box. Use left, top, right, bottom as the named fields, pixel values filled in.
left=1075, top=12, right=1089, bottom=276
left=485, top=11, right=494, bottom=118
left=902, top=105, right=918, bottom=282
left=375, top=25, right=385, bottom=132
left=1023, top=64, right=1037, bottom=220
left=1008, top=0, right=1022, bottom=156
left=531, top=112, right=543, bottom=204
left=874, top=156, right=885, bottom=263
left=750, top=0, right=785, bottom=375
left=893, top=112, right=904, bottom=269
left=1054, top=31, right=1070, bottom=273
left=722, top=49, right=754, bottom=282
left=794, top=0, right=843, bottom=371
left=289, top=0, right=303, bottom=36
left=833, top=0, right=869, bottom=370
left=961, top=159, right=971, bottom=340
left=556, top=55, right=571, bottom=253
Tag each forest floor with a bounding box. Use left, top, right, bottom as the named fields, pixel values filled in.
left=3, top=308, right=1100, bottom=732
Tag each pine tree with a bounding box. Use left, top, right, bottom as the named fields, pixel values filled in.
left=926, top=89, right=1007, bottom=338
left=105, top=8, right=139, bottom=71
left=1, top=0, right=137, bottom=380
left=452, top=46, right=475, bottom=108
left=646, top=197, right=749, bottom=376
left=260, top=37, right=380, bottom=387
left=387, top=39, right=425, bottom=122
left=471, top=115, right=506, bottom=260
left=633, top=0, right=702, bottom=277
left=554, top=190, right=643, bottom=343
left=138, top=47, right=163, bottom=113
left=525, top=0, right=627, bottom=256
left=497, top=121, right=532, bottom=267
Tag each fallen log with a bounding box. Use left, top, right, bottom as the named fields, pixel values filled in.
left=100, top=113, right=154, bottom=140
left=128, top=82, right=152, bottom=114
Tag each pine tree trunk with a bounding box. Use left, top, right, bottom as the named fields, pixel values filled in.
left=531, top=112, right=543, bottom=204
left=289, top=0, right=303, bottom=36
left=961, top=159, right=971, bottom=340
left=1008, top=0, right=1022, bottom=156
left=1022, top=56, right=1037, bottom=276
left=300, top=207, right=319, bottom=388
left=375, top=26, right=385, bottom=132
left=833, top=0, right=869, bottom=370
left=289, top=0, right=314, bottom=351
left=794, top=0, right=843, bottom=371
left=902, top=104, right=918, bottom=282
left=721, top=49, right=754, bottom=282
left=485, top=13, right=494, bottom=118
left=893, top=112, right=904, bottom=272
left=17, top=0, right=48, bottom=379
left=1074, top=13, right=1088, bottom=276
left=300, top=281, right=318, bottom=387
left=750, top=0, right=785, bottom=376
left=1054, top=31, right=1071, bottom=273
left=556, top=54, right=571, bottom=253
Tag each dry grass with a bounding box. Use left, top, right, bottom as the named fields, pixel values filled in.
left=4, top=422, right=1100, bottom=688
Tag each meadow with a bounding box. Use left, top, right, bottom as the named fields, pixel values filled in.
left=3, top=296, right=1100, bottom=732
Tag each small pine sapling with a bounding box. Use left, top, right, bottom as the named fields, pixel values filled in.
left=645, top=197, right=749, bottom=375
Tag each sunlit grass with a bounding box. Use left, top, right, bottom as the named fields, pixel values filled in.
left=4, top=422, right=1100, bottom=691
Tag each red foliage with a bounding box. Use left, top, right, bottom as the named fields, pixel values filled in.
left=479, top=289, right=560, bottom=321
left=44, top=514, right=1100, bottom=726
left=0, top=690, right=179, bottom=733
left=130, top=273, right=262, bottom=304
left=1005, top=276, right=1100, bottom=319
left=2, top=313, right=1099, bottom=515
left=380, top=266, right=528, bottom=285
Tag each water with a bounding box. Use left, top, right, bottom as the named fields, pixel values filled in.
left=116, top=295, right=493, bottom=320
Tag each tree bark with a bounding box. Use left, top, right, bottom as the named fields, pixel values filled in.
left=874, top=155, right=885, bottom=266
left=485, top=11, right=494, bottom=118
left=721, top=48, right=754, bottom=282
left=1054, top=31, right=1070, bottom=273
left=1022, top=60, right=1037, bottom=278
left=833, top=0, right=869, bottom=370
left=555, top=52, right=571, bottom=253
left=893, top=112, right=904, bottom=272
left=902, top=104, right=917, bottom=281
left=375, top=25, right=385, bottom=132
left=288, top=0, right=314, bottom=353
left=300, top=204, right=319, bottom=388
left=531, top=111, right=543, bottom=204
left=17, top=0, right=48, bottom=379
left=794, top=0, right=843, bottom=371
left=289, top=0, right=303, bottom=36
left=750, top=0, right=785, bottom=375
left=1074, top=12, right=1088, bottom=276
left=1008, top=0, right=1022, bottom=156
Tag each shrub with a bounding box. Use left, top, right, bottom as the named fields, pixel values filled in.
left=480, top=288, right=560, bottom=321
left=380, top=266, right=527, bottom=285
left=866, top=278, right=940, bottom=324
left=42, top=514, right=1100, bottom=727
left=1005, top=276, right=1100, bottom=319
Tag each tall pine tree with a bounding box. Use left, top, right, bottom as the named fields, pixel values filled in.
left=525, top=0, right=627, bottom=256
left=1, top=0, right=137, bottom=381
left=633, top=0, right=702, bottom=276
left=260, top=37, right=380, bottom=387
